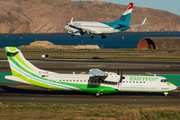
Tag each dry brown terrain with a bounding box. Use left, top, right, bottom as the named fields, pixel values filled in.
left=0, top=0, right=180, bottom=34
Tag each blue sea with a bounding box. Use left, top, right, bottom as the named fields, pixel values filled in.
left=0, top=32, right=180, bottom=49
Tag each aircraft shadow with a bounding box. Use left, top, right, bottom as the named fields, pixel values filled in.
left=0, top=85, right=166, bottom=96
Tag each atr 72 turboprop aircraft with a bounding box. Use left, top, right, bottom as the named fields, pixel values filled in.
left=5, top=47, right=177, bottom=96
left=64, top=3, right=147, bottom=39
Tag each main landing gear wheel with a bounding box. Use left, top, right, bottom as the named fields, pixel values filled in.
left=101, top=35, right=106, bottom=39
left=95, top=92, right=100, bottom=97
left=95, top=92, right=104, bottom=97
left=89, top=35, right=94, bottom=39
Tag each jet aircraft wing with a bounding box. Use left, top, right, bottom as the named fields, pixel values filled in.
left=69, top=24, right=102, bottom=34
left=89, top=69, right=108, bottom=80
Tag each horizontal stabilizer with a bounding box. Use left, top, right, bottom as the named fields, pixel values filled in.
left=5, top=76, right=31, bottom=84
left=6, top=47, right=20, bottom=53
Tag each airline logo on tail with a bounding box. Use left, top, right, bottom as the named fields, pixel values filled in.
left=123, top=3, right=133, bottom=15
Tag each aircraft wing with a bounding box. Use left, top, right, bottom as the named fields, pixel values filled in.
left=131, top=17, right=147, bottom=27
left=69, top=24, right=102, bottom=34
left=89, top=69, right=108, bottom=80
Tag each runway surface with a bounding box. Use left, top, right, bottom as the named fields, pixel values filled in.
left=0, top=83, right=180, bottom=104
left=1, top=58, right=180, bottom=74
left=1, top=58, right=180, bottom=104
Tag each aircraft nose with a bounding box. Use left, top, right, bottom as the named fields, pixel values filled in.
left=174, top=85, right=177, bottom=90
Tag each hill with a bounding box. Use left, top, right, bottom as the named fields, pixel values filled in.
left=0, top=0, right=180, bottom=34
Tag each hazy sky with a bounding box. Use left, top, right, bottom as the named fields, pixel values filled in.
left=71, top=0, right=180, bottom=16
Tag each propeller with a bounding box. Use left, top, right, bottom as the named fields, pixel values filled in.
left=118, top=68, right=125, bottom=89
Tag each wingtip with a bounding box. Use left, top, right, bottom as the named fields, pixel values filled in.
left=142, top=17, right=147, bottom=25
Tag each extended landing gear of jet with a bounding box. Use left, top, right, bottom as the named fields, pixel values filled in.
left=101, top=35, right=106, bottom=39
left=89, top=35, right=94, bottom=39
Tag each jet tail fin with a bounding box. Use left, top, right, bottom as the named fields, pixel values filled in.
left=111, top=3, right=133, bottom=26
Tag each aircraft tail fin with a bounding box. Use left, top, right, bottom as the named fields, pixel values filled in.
left=5, top=47, right=41, bottom=76
left=112, top=3, right=133, bottom=26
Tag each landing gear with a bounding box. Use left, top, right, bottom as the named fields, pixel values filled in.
left=89, top=35, right=94, bottom=39
left=101, top=35, right=106, bottom=39
left=164, top=92, right=168, bottom=96
left=95, top=91, right=104, bottom=97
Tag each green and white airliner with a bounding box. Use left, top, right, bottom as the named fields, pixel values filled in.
left=5, top=47, right=177, bottom=96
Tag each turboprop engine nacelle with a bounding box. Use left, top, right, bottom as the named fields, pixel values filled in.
left=104, top=72, right=120, bottom=82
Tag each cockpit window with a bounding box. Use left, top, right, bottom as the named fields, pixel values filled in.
left=161, top=79, right=169, bottom=82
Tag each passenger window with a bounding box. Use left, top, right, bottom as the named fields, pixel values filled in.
left=140, top=81, right=142, bottom=83
left=59, top=80, right=61, bottom=82
left=77, top=80, right=79, bottom=82
left=80, top=80, right=82, bottom=82
left=66, top=80, right=68, bottom=82
left=136, top=81, right=138, bottom=83
left=133, top=81, right=135, bottom=83
left=130, top=81, right=131, bottom=83
left=98, top=81, right=100, bottom=83
left=164, top=80, right=166, bottom=82
left=123, top=81, right=125, bottom=83
left=143, top=81, right=145, bottom=83
left=126, top=81, right=128, bottom=83
left=84, top=80, right=86, bottom=82
left=73, top=80, right=75, bottom=82
left=63, top=80, right=65, bottom=82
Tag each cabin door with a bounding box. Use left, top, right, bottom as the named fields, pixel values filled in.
left=48, top=79, right=53, bottom=89
left=118, top=81, right=122, bottom=90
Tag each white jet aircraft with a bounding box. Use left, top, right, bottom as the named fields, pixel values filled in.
left=5, top=47, right=177, bottom=96
left=64, top=3, right=147, bottom=39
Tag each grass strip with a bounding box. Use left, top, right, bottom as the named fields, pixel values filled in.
left=0, top=103, right=180, bottom=120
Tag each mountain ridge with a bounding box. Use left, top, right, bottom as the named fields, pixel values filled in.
left=0, top=0, right=180, bottom=34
